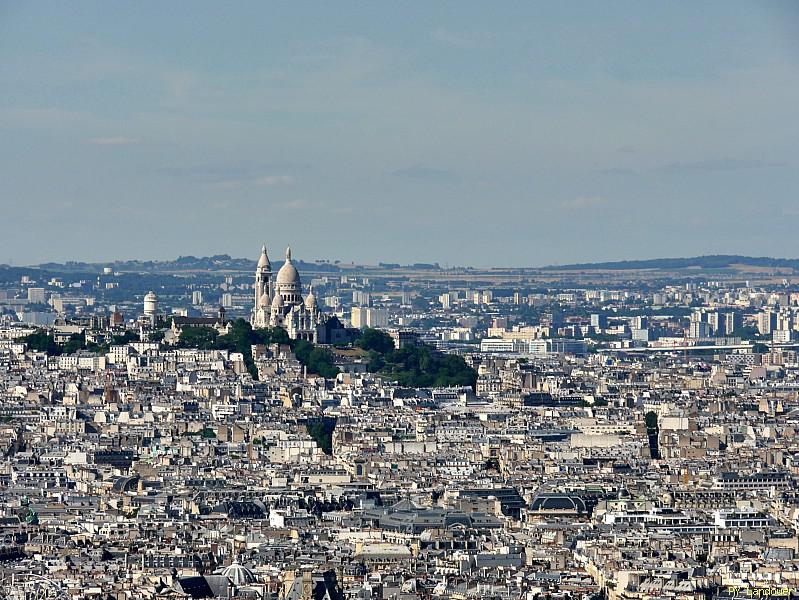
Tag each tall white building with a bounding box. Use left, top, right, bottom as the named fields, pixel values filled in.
left=756, top=311, right=777, bottom=335
left=143, top=291, right=158, bottom=325
left=27, top=288, right=45, bottom=304
left=351, top=307, right=388, bottom=329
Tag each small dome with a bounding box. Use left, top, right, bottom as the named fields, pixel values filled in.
left=304, top=287, right=317, bottom=309
left=257, top=244, right=271, bottom=269
left=219, top=561, right=256, bottom=586
left=271, top=294, right=284, bottom=308
left=144, top=291, right=157, bottom=300
left=258, top=292, right=271, bottom=308
left=112, top=475, right=140, bottom=492
left=529, top=493, right=587, bottom=513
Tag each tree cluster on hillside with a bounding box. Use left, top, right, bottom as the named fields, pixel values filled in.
left=178, top=320, right=291, bottom=379
left=293, top=340, right=340, bottom=379
left=355, top=328, right=477, bottom=389
left=355, top=328, right=395, bottom=354
left=177, top=319, right=338, bottom=380
left=23, top=329, right=139, bottom=356
left=23, top=330, right=62, bottom=355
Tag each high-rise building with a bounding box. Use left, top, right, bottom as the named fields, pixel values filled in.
left=776, top=311, right=792, bottom=333
left=689, top=321, right=710, bottom=339
left=706, top=312, right=721, bottom=336
left=192, top=291, right=203, bottom=305
left=351, top=307, right=365, bottom=329
left=756, top=311, right=777, bottom=335
left=492, top=317, right=508, bottom=329
left=352, top=291, right=371, bottom=306
left=351, top=307, right=388, bottom=329
left=723, top=312, right=741, bottom=336
left=27, top=288, right=45, bottom=304
left=773, top=329, right=793, bottom=343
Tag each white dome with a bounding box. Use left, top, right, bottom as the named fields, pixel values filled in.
left=304, top=292, right=317, bottom=309
left=271, top=293, right=284, bottom=308
left=258, top=292, right=271, bottom=308
left=144, top=291, right=157, bottom=300
left=276, top=246, right=301, bottom=287
left=276, top=262, right=300, bottom=285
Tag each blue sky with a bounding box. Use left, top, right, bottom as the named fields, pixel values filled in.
left=1, top=1, right=798, bottom=267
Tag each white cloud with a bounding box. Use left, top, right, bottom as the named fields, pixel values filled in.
left=275, top=198, right=310, bottom=211
left=273, top=198, right=348, bottom=213
left=204, top=180, right=243, bottom=191
left=431, top=28, right=493, bottom=49
left=561, top=196, right=606, bottom=209
left=90, top=136, right=139, bottom=145
left=202, top=174, right=294, bottom=191
left=255, top=175, right=294, bottom=186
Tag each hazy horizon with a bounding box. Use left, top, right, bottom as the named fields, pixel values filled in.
left=8, top=251, right=799, bottom=273
left=2, top=2, right=798, bottom=267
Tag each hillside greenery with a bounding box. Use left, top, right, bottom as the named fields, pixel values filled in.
left=177, top=319, right=338, bottom=380
left=23, top=329, right=139, bottom=356
left=354, top=328, right=477, bottom=389
left=24, top=319, right=474, bottom=389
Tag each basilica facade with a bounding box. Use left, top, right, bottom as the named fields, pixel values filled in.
left=251, top=245, right=325, bottom=342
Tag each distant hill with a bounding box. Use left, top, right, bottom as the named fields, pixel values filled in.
left=28, top=256, right=443, bottom=274
left=7, top=254, right=797, bottom=275
left=542, top=255, right=799, bottom=271
left=33, top=255, right=343, bottom=274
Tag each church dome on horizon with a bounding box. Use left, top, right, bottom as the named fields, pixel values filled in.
left=276, top=247, right=301, bottom=287
left=250, top=243, right=344, bottom=344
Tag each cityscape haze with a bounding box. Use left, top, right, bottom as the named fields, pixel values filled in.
left=3, top=3, right=799, bottom=600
